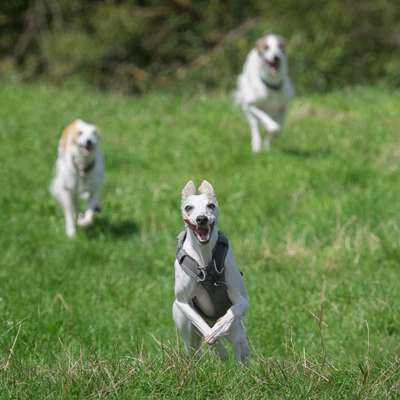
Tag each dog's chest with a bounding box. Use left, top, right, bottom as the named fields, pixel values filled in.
left=253, top=88, right=287, bottom=115
left=78, top=174, right=92, bottom=194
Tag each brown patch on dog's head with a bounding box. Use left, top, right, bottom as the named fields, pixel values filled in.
left=60, top=120, right=80, bottom=150
left=255, top=35, right=268, bottom=55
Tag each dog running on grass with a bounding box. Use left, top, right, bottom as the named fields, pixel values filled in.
left=50, top=119, right=104, bottom=237
left=173, top=180, right=249, bottom=362
left=235, top=33, right=294, bottom=152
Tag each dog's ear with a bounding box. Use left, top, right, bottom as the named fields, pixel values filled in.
left=277, top=35, right=286, bottom=51
left=198, top=180, right=216, bottom=200
left=60, top=120, right=78, bottom=150
left=181, top=180, right=196, bottom=202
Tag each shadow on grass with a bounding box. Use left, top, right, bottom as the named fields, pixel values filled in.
left=85, top=217, right=139, bottom=240
left=279, top=146, right=332, bottom=159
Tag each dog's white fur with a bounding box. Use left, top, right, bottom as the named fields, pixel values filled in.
left=50, top=119, right=104, bottom=237
left=236, top=33, right=294, bottom=152
left=173, top=180, right=249, bottom=362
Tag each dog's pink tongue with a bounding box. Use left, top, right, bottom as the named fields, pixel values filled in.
left=197, top=227, right=208, bottom=240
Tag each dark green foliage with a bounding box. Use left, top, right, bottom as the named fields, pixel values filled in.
left=0, top=0, right=399, bottom=93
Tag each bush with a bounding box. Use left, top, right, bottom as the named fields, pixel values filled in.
left=0, top=0, right=399, bottom=93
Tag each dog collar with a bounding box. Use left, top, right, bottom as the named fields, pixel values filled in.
left=260, top=76, right=283, bottom=91
left=72, top=155, right=96, bottom=175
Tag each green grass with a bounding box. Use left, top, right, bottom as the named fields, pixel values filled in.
left=1, top=80, right=400, bottom=399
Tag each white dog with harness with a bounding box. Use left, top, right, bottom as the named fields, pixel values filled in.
left=173, top=180, right=249, bottom=362
left=50, top=119, right=104, bottom=237
left=236, top=33, right=294, bottom=152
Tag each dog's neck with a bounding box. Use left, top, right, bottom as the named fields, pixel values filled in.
left=183, top=226, right=218, bottom=268
left=70, top=149, right=96, bottom=175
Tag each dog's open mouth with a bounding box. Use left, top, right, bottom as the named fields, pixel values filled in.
left=267, top=59, right=280, bottom=73
left=80, top=143, right=94, bottom=156
left=185, top=220, right=214, bottom=243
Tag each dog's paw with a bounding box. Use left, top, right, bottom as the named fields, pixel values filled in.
left=77, top=212, right=93, bottom=227
left=205, top=311, right=235, bottom=344
left=251, top=141, right=262, bottom=153
left=66, top=227, right=76, bottom=238
left=268, top=121, right=281, bottom=134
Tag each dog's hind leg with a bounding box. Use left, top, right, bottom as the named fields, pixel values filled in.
left=227, top=319, right=249, bottom=363
left=173, top=301, right=202, bottom=355
left=245, top=110, right=262, bottom=153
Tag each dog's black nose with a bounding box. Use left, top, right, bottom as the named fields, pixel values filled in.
left=273, top=55, right=280, bottom=63
left=86, top=139, right=93, bottom=146
left=196, top=215, right=209, bottom=225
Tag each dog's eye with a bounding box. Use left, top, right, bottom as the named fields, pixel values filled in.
left=184, top=205, right=193, bottom=213
left=207, top=203, right=216, bottom=210
left=78, top=131, right=82, bottom=137
left=264, top=44, right=269, bottom=51
left=279, top=43, right=285, bottom=51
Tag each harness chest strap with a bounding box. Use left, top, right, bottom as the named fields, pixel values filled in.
left=176, top=230, right=229, bottom=284
left=176, top=230, right=232, bottom=321
left=260, top=76, right=283, bottom=91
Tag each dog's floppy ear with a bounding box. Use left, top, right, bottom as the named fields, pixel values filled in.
left=182, top=180, right=196, bottom=202
left=277, top=35, right=286, bottom=51
left=198, top=180, right=216, bottom=200
left=60, top=120, right=78, bottom=150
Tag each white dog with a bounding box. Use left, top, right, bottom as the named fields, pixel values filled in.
left=236, top=33, right=294, bottom=152
left=173, top=180, right=249, bottom=362
left=50, top=119, right=104, bottom=237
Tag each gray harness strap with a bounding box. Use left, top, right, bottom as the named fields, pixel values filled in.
left=260, top=76, right=283, bottom=91
left=176, top=230, right=232, bottom=321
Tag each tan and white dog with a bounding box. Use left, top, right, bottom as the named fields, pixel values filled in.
left=50, top=119, right=104, bottom=237
left=173, top=180, right=249, bottom=362
left=236, top=33, right=294, bottom=152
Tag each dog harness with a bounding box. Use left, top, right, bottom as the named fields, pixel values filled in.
left=260, top=76, right=283, bottom=91
left=176, top=230, right=232, bottom=321
left=72, top=155, right=96, bottom=176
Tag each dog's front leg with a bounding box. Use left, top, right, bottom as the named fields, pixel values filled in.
left=60, top=188, right=78, bottom=237
left=175, top=299, right=212, bottom=339
left=244, top=109, right=262, bottom=152
left=78, top=192, right=101, bottom=227
left=204, top=295, right=248, bottom=345
left=248, top=105, right=281, bottom=134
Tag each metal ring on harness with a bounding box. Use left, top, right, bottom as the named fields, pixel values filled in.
left=198, top=268, right=206, bottom=282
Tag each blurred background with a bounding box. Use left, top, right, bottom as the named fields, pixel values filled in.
left=1, top=0, right=399, bottom=94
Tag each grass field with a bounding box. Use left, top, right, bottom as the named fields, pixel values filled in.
left=1, top=80, right=400, bottom=399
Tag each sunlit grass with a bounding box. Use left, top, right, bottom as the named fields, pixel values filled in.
left=0, top=81, right=399, bottom=398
